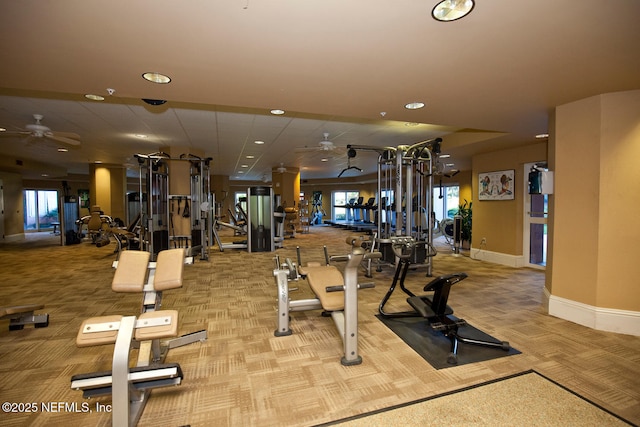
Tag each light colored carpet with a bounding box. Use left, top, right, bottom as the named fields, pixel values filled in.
left=327, top=371, right=632, bottom=426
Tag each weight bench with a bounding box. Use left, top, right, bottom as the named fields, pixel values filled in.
left=112, top=248, right=207, bottom=365
left=274, top=239, right=381, bottom=365
left=407, top=273, right=510, bottom=365
left=0, top=304, right=49, bottom=331
left=71, top=310, right=183, bottom=427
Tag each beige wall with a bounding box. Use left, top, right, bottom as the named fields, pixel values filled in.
left=471, top=142, right=548, bottom=254
left=0, top=171, right=24, bottom=238
left=549, top=90, right=640, bottom=312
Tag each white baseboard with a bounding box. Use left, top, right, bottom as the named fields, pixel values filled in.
left=470, top=248, right=525, bottom=267
left=548, top=294, right=640, bottom=337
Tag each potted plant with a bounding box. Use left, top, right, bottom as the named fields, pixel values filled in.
left=456, top=200, right=472, bottom=247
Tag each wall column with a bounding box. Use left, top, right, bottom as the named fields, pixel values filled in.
left=271, top=166, right=300, bottom=209
left=89, top=163, right=126, bottom=220
left=547, top=89, right=640, bottom=336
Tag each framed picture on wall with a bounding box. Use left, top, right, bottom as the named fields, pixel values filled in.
left=78, top=189, right=90, bottom=208
left=478, top=170, right=515, bottom=200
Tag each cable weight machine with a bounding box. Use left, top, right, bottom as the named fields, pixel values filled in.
left=135, top=152, right=213, bottom=261
left=347, top=137, right=442, bottom=276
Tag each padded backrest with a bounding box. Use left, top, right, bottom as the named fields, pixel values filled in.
left=87, top=211, right=104, bottom=231
left=154, top=248, right=185, bottom=291
left=112, top=250, right=150, bottom=292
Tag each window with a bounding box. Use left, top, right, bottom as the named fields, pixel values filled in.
left=24, top=189, right=59, bottom=232
left=332, top=191, right=359, bottom=221
left=432, top=185, right=459, bottom=223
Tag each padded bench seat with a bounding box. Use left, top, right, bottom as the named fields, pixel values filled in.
left=0, top=304, right=49, bottom=330
left=298, top=265, right=345, bottom=311
left=0, top=304, right=44, bottom=318
left=76, top=310, right=179, bottom=347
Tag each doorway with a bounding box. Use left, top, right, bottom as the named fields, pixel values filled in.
left=23, top=189, right=59, bottom=232
left=523, top=162, right=548, bottom=269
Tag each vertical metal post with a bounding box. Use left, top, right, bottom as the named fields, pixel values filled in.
left=341, top=249, right=365, bottom=365
left=112, top=316, right=136, bottom=427
left=395, top=147, right=404, bottom=236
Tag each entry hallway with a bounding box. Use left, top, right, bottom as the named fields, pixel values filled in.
left=0, top=225, right=638, bottom=426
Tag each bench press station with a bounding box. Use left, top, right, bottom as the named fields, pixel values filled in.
left=274, top=238, right=381, bottom=366
left=0, top=304, right=49, bottom=331
left=71, top=248, right=206, bottom=426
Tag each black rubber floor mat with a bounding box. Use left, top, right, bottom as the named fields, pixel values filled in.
left=376, top=314, right=520, bottom=369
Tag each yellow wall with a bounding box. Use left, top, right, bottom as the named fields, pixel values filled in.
left=89, top=164, right=126, bottom=220
left=549, top=90, right=640, bottom=311
left=471, top=142, right=548, bottom=254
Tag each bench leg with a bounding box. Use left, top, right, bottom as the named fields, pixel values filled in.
left=274, top=269, right=292, bottom=336
left=341, top=263, right=362, bottom=366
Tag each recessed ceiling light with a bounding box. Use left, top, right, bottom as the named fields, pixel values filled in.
left=41, top=173, right=49, bottom=177
left=135, top=134, right=148, bottom=138
left=0, top=127, right=6, bottom=132
left=321, top=158, right=328, bottom=162
left=432, top=0, right=475, bottom=22
left=254, top=140, right=265, bottom=145
left=237, top=170, right=244, bottom=174
left=94, top=160, right=102, bottom=164
left=445, top=163, right=455, bottom=167
left=142, top=72, right=171, bottom=84
left=85, top=94, right=105, bottom=101
left=439, top=154, right=451, bottom=158
left=270, top=109, right=285, bottom=115
left=246, top=155, right=255, bottom=159
left=241, top=164, right=249, bottom=168
left=57, top=147, right=68, bottom=152
left=405, top=102, right=425, bottom=110
left=535, top=133, right=549, bottom=139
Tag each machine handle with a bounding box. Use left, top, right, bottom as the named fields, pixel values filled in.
left=326, top=282, right=375, bottom=293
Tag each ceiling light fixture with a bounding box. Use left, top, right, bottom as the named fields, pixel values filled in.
left=254, top=140, right=265, bottom=145
left=405, top=102, right=425, bottom=110
left=57, top=147, right=68, bottom=152
left=432, top=0, right=475, bottom=22
left=135, top=134, right=148, bottom=138
left=85, top=94, right=105, bottom=101
left=142, top=72, right=172, bottom=84
left=270, top=109, right=285, bottom=115
left=535, top=133, right=549, bottom=139
left=0, top=127, right=6, bottom=132
left=142, top=98, right=167, bottom=106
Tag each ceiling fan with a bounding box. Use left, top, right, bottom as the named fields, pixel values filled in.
left=296, top=132, right=344, bottom=153
left=0, top=114, right=81, bottom=146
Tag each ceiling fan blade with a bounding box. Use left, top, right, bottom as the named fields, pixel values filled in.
left=51, top=131, right=81, bottom=140
left=46, top=133, right=81, bottom=146
left=0, top=131, right=31, bottom=138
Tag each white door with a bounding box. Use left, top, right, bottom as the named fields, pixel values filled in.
left=523, top=162, right=548, bottom=269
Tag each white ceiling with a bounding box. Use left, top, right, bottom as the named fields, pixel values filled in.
left=1, top=0, right=639, bottom=181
